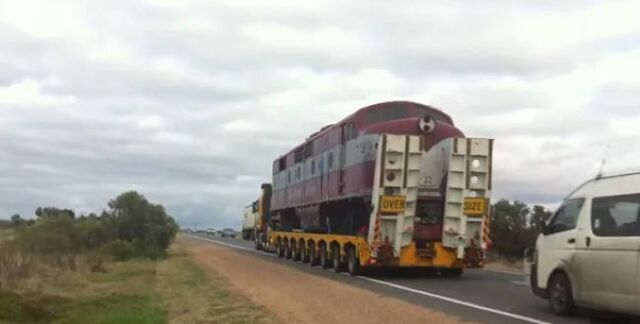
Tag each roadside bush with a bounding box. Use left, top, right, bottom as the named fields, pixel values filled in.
left=12, top=216, right=78, bottom=270
left=107, top=191, right=179, bottom=259
left=134, top=244, right=167, bottom=260
left=74, top=215, right=109, bottom=250
left=0, top=242, right=33, bottom=289
left=100, top=240, right=134, bottom=262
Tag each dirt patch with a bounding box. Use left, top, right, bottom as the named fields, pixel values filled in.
left=180, top=236, right=466, bottom=324
left=484, top=259, right=524, bottom=274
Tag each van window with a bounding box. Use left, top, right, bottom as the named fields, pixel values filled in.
left=591, top=194, right=640, bottom=237
left=547, top=199, right=584, bottom=234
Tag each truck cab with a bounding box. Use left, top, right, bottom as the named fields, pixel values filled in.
left=529, top=172, right=640, bottom=316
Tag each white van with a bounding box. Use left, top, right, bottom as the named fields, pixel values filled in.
left=529, top=172, right=640, bottom=316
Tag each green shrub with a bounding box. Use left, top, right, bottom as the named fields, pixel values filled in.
left=100, top=241, right=134, bottom=262
left=13, top=216, right=76, bottom=256
left=107, top=191, right=178, bottom=259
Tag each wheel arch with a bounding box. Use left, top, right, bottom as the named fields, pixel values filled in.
left=547, top=267, right=577, bottom=300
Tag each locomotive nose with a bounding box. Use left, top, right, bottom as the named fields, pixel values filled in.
left=419, top=115, right=436, bottom=134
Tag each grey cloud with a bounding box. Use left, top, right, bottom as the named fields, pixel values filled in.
left=1, top=0, right=639, bottom=228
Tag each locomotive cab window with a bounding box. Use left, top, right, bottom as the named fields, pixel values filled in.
left=366, top=106, right=407, bottom=124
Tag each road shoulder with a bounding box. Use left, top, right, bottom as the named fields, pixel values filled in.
left=180, top=235, right=468, bottom=324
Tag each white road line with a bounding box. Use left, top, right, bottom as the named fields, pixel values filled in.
left=482, top=268, right=525, bottom=276
left=357, top=277, right=550, bottom=324
left=184, top=234, right=549, bottom=324
left=510, top=280, right=529, bottom=286
left=185, top=234, right=275, bottom=257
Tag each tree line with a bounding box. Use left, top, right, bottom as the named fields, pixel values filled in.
left=5, top=191, right=179, bottom=262
left=4, top=194, right=550, bottom=262
left=489, top=199, right=553, bottom=259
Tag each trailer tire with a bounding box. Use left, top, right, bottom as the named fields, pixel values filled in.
left=332, top=245, right=344, bottom=273
left=276, top=239, right=284, bottom=258
left=346, top=246, right=361, bottom=276
left=285, top=240, right=293, bottom=259
left=293, top=240, right=302, bottom=262
left=319, top=244, right=330, bottom=269
left=308, top=241, right=317, bottom=266
left=299, top=241, right=309, bottom=263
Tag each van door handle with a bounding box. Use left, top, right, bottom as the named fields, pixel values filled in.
left=567, top=238, right=575, bottom=244
left=586, top=237, right=591, bottom=247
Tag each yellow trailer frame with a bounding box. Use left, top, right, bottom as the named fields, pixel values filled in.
left=268, top=231, right=463, bottom=271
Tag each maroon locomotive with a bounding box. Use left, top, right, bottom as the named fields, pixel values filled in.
left=265, top=101, right=466, bottom=239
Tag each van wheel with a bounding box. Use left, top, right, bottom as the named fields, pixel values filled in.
left=346, top=247, right=361, bottom=276
left=319, top=244, right=330, bottom=269
left=548, top=272, right=576, bottom=316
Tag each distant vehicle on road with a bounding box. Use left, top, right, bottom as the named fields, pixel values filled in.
left=528, top=172, right=640, bottom=317
left=221, top=228, right=236, bottom=238
left=242, top=201, right=258, bottom=240
left=206, top=228, right=216, bottom=235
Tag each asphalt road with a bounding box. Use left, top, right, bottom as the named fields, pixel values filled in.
left=186, top=233, right=637, bottom=324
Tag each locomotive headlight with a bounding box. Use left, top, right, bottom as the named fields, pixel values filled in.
left=419, top=115, right=436, bottom=134
left=386, top=171, right=396, bottom=182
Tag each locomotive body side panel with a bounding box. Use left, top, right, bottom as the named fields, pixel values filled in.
left=269, top=101, right=463, bottom=233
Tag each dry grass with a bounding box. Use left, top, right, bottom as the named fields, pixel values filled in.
left=156, top=245, right=276, bottom=324
left=0, top=243, right=276, bottom=323
left=484, top=256, right=524, bottom=273
left=0, top=242, right=34, bottom=290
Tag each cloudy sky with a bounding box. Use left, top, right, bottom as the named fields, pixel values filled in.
left=1, top=1, right=639, bottom=228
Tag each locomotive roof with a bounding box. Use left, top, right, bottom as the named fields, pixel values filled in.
left=306, top=101, right=450, bottom=140
left=278, top=100, right=452, bottom=159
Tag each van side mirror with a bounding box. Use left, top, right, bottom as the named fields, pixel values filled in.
left=541, top=223, right=551, bottom=235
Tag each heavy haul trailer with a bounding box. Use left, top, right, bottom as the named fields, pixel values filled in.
left=253, top=101, right=494, bottom=276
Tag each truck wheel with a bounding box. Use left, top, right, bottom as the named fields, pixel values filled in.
left=319, top=244, right=330, bottom=269
left=276, top=240, right=285, bottom=258
left=346, top=247, right=361, bottom=276
left=548, top=272, right=576, bottom=316
left=308, top=242, right=317, bottom=266
left=332, top=245, right=344, bottom=273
